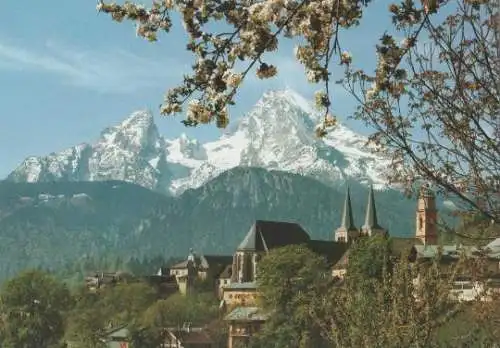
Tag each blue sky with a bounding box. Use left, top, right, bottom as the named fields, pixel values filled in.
left=0, top=0, right=395, bottom=179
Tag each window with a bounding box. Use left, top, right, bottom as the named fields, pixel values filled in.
left=419, top=217, right=423, bottom=230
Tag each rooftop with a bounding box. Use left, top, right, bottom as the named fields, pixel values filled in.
left=225, top=306, right=269, bottom=321
left=237, top=220, right=311, bottom=252
left=226, top=282, right=258, bottom=290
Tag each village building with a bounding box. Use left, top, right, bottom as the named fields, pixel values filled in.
left=83, top=184, right=500, bottom=347
left=225, top=307, right=268, bottom=348
left=220, top=185, right=500, bottom=347
left=92, top=324, right=214, bottom=348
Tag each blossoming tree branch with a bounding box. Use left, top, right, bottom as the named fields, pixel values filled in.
left=98, top=0, right=499, bottom=231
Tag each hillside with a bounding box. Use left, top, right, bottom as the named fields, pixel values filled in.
left=0, top=167, right=420, bottom=282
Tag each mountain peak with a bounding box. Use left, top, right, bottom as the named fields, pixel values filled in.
left=7, top=90, right=390, bottom=195
left=99, top=110, right=160, bottom=151
left=264, top=88, right=315, bottom=110
left=119, top=110, right=155, bottom=131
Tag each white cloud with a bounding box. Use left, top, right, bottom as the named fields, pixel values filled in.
left=0, top=39, right=184, bottom=94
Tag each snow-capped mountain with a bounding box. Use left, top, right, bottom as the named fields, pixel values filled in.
left=7, top=89, right=391, bottom=195
left=8, top=111, right=175, bottom=193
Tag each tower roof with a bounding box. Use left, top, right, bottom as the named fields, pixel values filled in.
left=363, top=185, right=383, bottom=230
left=340, top=186, right=357, bottom=231
left=237, top=220, right=311, bottom=251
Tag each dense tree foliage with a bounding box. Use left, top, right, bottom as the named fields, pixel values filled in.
left=0, top=173, right=422, bottom=283
left=2, top=239, right=500, bottom=347
left=252, top=239, right=500, bottom=347
left=0, top=270, right=71, bottom=348
left=254, top=245, right=330, bottom=348
left=0, top=263, right=224, bottom=347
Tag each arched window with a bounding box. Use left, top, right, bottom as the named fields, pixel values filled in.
left=419, top=216, right=423, bottom=230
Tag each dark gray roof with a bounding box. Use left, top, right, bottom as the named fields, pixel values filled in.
left=340, top=187, right=357, bottom=231
left=201, top=255, right=233, bottom=269
left=333, top=249, right=350, bottom=270
left=225, top=306, right=269, bottom=321
left=362, top=185, right=383, bottom=230
left=219, top=264, right=232, bottom=279
left=170, top=254, right=232, bottom=270
left=226, top=282, right=258, bottom=290
left=237, top=220, right=311, bottom=251
left=307, top=240, right=349, bottom=266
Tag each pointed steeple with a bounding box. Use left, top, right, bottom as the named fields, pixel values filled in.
left=335, top=186, right=359, bottom=243
left=341, top=187, right=356, bottom=231
left=361, top=185, right=386, bottom=236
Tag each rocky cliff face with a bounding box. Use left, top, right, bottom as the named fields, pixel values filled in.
left=7, top=89, right=390, bottom=195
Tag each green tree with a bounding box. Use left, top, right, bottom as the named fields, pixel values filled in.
left=311, top=237, right=467, bottom=348
left=137, top=291, right=220, bottom=345
left=65, top=281, right=157, bottom=347
left=0, top=270, right=71, bottom=348
left=346, top=234, right=392, bottom=281
left=64, top=286, right=106, bottom=348
left=253, top=244, right=330, bottom=348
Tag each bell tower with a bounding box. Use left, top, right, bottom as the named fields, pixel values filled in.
left=335, top=186, right=359, bottom=243
left=361, top=185, right=387, bottom=236
left=415, top=186, right=438, bottom=245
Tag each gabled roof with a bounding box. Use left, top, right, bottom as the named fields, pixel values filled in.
left=412, top=244, right=500, bottom=260
left=219, top=264, right=232, bottom=279
left=333, top=249, right=350, bottom=270
left=170, top=258, right=200, bottom=269
left=167, top=329, right=213, bottom=344
left=237, top=220, right=311, bottom=251
left=225, top=281, right=257, bottom=290
left=170, top=255, right=233, bottom=270
left=225, top=306, right=269, bottom=321
left=307, top=240, right=349, bottom=266
left=200, top=255, right=233, bottom=269
left=103, top=325, right=129, bottom=339
left=486, top=237, right=500, bottom=253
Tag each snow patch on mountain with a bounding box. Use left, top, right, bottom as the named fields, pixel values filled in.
left=167, top=89, right=390, bottom=194
left=7, top=88, right=391, bottom=195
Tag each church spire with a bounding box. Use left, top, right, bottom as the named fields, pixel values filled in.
left=361, top=185, right=386, bottom=236
left=335, top=186, right=359, bottom=243
left=341, top=187, right=356, bottom=230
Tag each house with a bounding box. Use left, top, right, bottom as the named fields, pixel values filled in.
left=222, top=185, right=450, bottom=346
left=99, top=325, right=130, bottom=348
left=85, top=272, right=120, bottom=291
left=222, top=282, right=258, bottom=308
left=216, top=264, right=232, bottom=299
left=225, top=307, right=268, bottom=348
left=141, top=273, right=179, bottom=298
left=164, top=324, right=214, bottom=348
left=170, top=254, right=233, bottom=281
left=221, top=216, right=351, bottom=348
left=169, top=252, right=233, bottom=296
left=91, top=324, right=213, bottom=348
left=229, top=220, right=348, bottom=285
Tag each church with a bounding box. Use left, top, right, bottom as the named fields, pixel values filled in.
left=168, top=185, right=500, bottom=348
